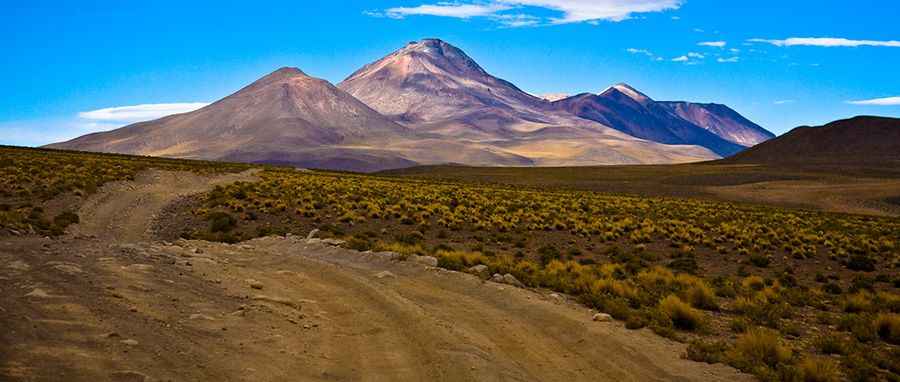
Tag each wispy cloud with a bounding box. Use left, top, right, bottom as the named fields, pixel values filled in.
left=78, top=103, right=210, bottom=123
left=381, top=3, right=509, bottom=19
left=672, top=55, right=689, bottom=62
left=774, top=100, right=795, bottom=105
left=370, top=0, right=684, bottom=26
left=847, top=96, right=900, bottom=106
left=717, top=57, right=739, bottom=63
left=627, top=48, right=654, bottom=56
left=748, top=37, right=900, bottom=48
left=687, top=52, right=704, bottom=59
left=698, top=41, right=726, bottom=48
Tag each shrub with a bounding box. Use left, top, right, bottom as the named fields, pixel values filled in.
left=659, top=295, right=704, bottom=331
left=874, top=313, right=900, bottom=344
left=741, top=275, right=766, bottom=292
left=798, top=357, right=841, bottom=382
left=814, top=334, right=849, bottom=356
left=822, top=282, right=842, bottom=295
left=846, top=254, right=875, bottom=272
left=684, top=283, right=719, bottom=311
left=749, top=253, right=770, bottom=268
left=842, top=293, right=873, bottom=313
left=727, top=328, right=792, bottom=371
left=686, top=340, right=728, bottom=364
left=207, top=211, right=236, bottom=233
left=53, top=211, right=79, bottom=228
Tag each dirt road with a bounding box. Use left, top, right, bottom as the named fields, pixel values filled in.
left=0, top=170, right=750, bottom=381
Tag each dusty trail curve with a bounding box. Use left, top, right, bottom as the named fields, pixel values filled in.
left=0, top=170, right=751, bottom=381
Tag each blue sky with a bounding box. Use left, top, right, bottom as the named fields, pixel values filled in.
left=2, top=0, right=899, bottom=146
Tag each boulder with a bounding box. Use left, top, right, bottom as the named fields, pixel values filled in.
left=592, top=313, right=613, bottom=322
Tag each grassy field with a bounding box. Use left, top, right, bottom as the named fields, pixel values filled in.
left=173, top=168, right=900, bottom=381
left=0, top=146, right=253, bottom=236
left=5, top=146, right=900, bottom=380
left=381, top=163, right=900, bottom=217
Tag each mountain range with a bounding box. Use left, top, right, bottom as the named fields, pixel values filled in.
left=49, top=38, right=773, bottom=172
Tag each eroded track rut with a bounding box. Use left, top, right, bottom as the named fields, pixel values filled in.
left=0, top=170, right=751, bottom=381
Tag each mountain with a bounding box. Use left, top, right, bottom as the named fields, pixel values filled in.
left=658, top=101, right=774, bottom=146
left=727, top=116, right=900, bottom=164
left=552, top=84, right=751, bottom=157
left=48, top=38, right=771, bottom=171
left=335, top=38, right=720, bottom=164
left=47, top=67, right=421, bottom=172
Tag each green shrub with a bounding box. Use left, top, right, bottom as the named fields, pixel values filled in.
left=207, top=211, right=236, bottom=233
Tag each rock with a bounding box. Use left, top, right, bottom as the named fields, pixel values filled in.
left=502, top=273, right=525, bottom=288
left=189, top=313, right=216, bottom=321
left=246, top=279, right=264, bottom=290
left=549, top=293, right=565, bottom=303
left=412, top=255, right=439, bottom=267
left=24, top=288, right=53, bottom=298
left=120, top=339, right=139, bottom=346
left=50, top=263, right=83, bottom=275
left=7, top=260, right=30, bottom=271
left=305, top=229, right=319, bottom=240
left=320, top=238, right=345, bottom=246
left=490, top=273, right=505, bottom=283
left=374, top=251, right=402, bottom=261
left=592, top=313, right=613, bottom=322
left=467, top=265, right=490, bottom=279
left=374, top=271, right=396, bottom=279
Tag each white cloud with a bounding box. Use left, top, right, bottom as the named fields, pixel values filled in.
left=627, top=48, right=654, bottom=56
left=384, top=3, right=509, bottom=18
left=717, top=57, right=739, bottom=63
left=698, top=41, right=726, bottom=48
left=671, top=15, right=680, bottom=20
left=78, top=102, right=210, bottom=123
left=774, top=100, right=795, bottom=105
left=672, top=55, right=689, bottom=62
left=501, top=0, right=683, bottom=23
left=692, top=28, right=704, bottom=33
left=748, top=37, right=900, bottom=48
left=847, top=96, right=900, bottom=106
left=687, top=52, right=704, bottom=59
left=372, top=0, right=683, bottom=25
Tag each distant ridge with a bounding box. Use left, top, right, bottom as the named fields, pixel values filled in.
left=726, top=116, right=900, bottom=164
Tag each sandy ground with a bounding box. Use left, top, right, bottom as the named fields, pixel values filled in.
left=0, top=170, right=751, bottom=381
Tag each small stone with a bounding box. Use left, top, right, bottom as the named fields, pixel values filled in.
left=246, top=279, right=264, bottom=290
left=120, top=339, right=139, bottom=346
left=305, top=229, right=319, bottom=240
left=592, top=313, right=613, bottom=322
left=374, top=271, right=396, bottom=279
